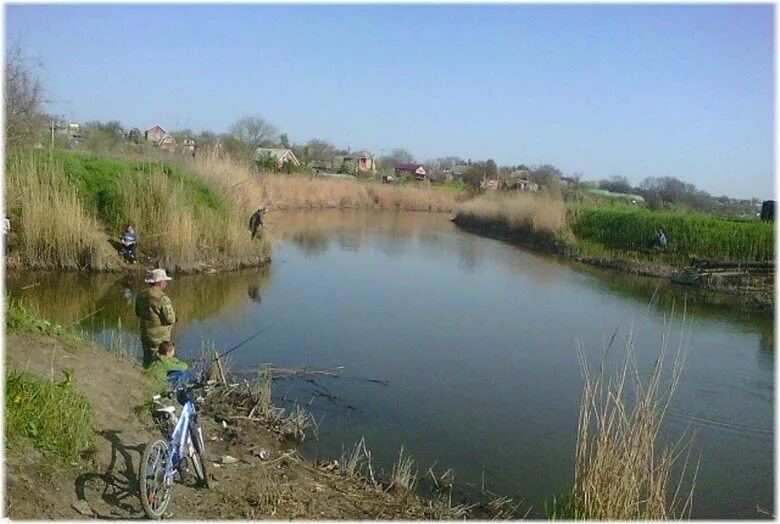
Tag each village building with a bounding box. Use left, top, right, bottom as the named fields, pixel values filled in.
left=395, top=163, right=428, bottom=180
left=255, top=147, right=301, bottom=170
left=157, top=134, right=177, bottom=153
left=343, top=151, right=376, bottom=172
left=145, top=124, right=167, bottom=144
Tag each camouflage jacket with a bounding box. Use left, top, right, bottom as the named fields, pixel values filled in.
left=135, top=286, right=176, bottom=346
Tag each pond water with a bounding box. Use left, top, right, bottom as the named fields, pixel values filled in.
left=6, top=210, right=774, bottom=518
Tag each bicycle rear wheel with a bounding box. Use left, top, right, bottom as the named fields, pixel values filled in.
left=140, top=439, right=173, bottom=519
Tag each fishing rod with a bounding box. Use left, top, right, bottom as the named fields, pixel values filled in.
left=213, top=320, right=280, bottom=362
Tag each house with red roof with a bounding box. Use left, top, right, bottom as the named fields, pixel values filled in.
left=394, top=163, right=427, bottom=180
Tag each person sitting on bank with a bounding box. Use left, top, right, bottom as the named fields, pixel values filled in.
left=120, top=224, right=139, bottom=263
left=147, top=341, right=190, bottom=382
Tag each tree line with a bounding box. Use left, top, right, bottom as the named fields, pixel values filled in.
left=4, top=41, right=763, bottom=215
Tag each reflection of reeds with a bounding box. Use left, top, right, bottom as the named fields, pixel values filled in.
left=573, top=318, right=697, bottom=519
left=7, top=268, right=272, bottom=337
left=186, top=155, right=461, bottom=214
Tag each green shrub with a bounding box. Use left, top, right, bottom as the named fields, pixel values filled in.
left=6, top=369, right=95, bottom=465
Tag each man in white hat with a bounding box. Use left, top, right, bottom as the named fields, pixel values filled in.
left=134, top=268, right=176, bottom=367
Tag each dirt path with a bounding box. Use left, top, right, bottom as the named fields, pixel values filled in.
left=4, top=333, right=461, bottom=519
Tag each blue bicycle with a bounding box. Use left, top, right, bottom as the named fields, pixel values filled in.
left=140, top=377, right=210, bottom=519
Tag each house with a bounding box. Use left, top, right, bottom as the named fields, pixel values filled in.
left=255, top=147, right=301, bottom=170
left=508, top=178, right=539, bottom=192
left=343, top=151, right=376, bottom=172
left=395, top=163, right=427, bottom=180
left=157, top=134, right=177, bottom=153
left=145, top=124, right=167, bottom=143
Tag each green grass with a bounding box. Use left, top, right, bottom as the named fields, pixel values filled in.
left=569, top=205, right=774, bottom=264
left=6, top=300, right=84, bottom=346
left=5, top=369, right=95, bottom=465
left=10, top=148, right=227, bottom=227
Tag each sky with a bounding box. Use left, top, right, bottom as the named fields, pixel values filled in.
left=4, top=4, right=775, bottom=199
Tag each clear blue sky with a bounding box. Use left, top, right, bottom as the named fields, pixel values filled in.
left=5, top=4, right=774, bottom=199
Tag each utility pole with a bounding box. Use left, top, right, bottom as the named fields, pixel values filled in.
left=50, top=119, right=55, bottom=149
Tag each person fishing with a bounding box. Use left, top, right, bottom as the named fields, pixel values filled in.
left=135, top=268, right=176, bottom=367
left=249, top=207, right=266, bottom=239
left=657, top=228, right=668, bottom=250
left=120, top=224, right=138, bottom=263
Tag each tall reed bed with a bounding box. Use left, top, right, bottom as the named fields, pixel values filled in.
left=185, top=155, right=462, bottom=213
left=5, top=149, right=269, bottom=271
left=569, top=205, right=774, bottom=262
left=454, top=192, right=568, bottom=245
left=5, top=151, right=113, bottom=269
left=573, top=320, right=697, bottom=519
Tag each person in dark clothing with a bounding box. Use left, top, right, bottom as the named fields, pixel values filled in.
left=249, top=207, right=266, bottom=239
left=120, top=224, right=138, bottom=263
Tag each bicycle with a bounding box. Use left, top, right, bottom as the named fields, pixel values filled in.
left=139, top=377, right=210, bottom=519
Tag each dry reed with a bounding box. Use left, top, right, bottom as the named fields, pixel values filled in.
left=389, top=446, right=418, bottom=492
left=456, top=192, right=567, bottom=235
left=185, top=155, right=462, bottom=214
left=5, top=153, right=113, bottom=269
left=573, top=317, right=698, bottom=519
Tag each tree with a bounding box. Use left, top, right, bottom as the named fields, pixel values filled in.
left=228, top=116, right=278, bottom=148
left=529, top=164, right=563, bottom=198
left=599, top=175, right=633, bottom=194
left=378, top=148, right=415, bottom=171
left=463, top=162, right=486, bottom=193
left=279, top=133, right=290, bottom=148
left=485, top=159, right=498, bottom=179
left=5, top=41, right=47, bottom=148
left=300, top=138, right=338, bottom=164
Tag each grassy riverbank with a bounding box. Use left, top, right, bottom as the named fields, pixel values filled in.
left=453, top=194, right=775, bottom=310
left=5, top=149, right=466, bottom=273
left=5, top=149, right=269, bottom=272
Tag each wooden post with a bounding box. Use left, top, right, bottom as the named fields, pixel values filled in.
left=214, top=351, right=227, bottom=385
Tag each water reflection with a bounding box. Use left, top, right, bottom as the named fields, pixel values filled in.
left=5, top=209, right=773, bottom=519
left=7, top=266, right=272, bottom=335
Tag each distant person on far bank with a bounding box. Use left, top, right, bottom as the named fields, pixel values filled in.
left=3, top=215, right=9, bottom=252
left=249, top=207, right=266, bottom=239
left=135, top=268, right=176, bottom=367
left=120, top=224, right=138, bottom=263
left=657, top=228, right=668, bottom=250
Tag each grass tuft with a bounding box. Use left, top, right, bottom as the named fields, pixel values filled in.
left=389, top=445, right=418, bottom=492
left=5, top=369, right=95, bottom=465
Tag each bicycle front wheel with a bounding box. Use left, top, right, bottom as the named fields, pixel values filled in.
left=189, top=423, right=210, bottom=488
left=140, top=439, right=173, bottom=519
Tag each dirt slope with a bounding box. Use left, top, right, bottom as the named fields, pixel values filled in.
left=4, top=333, right=459, bottom=519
